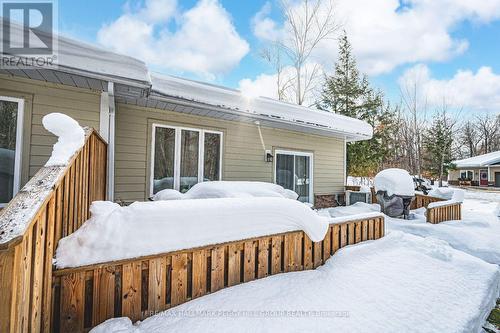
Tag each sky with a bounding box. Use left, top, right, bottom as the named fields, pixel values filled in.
left=55, top=0, right=500, bottom=115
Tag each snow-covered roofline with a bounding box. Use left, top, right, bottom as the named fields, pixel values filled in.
left=151, top=74, right=373, bottom=141
left=0, top=18, right=151, bottom=87
left=0, top=20, right=372, bottom=141
left=452, top=151, right=500, bottom=168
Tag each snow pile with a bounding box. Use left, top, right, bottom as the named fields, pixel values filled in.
left=427, top=189, right=465, bottom=209
left=55, top=198, right=328, bottom=268
left=152, top=181, right=299, bottom=201
left=42, top=113, right=85, bottom=166
left=428, top=187, right=455, bottom=200
left=90, top=232, right=500, bottom=333
left=374, top=168, right=415, bottom=197
left=320, top=202, right=380, bottom=219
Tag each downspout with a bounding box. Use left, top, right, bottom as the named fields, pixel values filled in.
left=99, top=82, right=115, bottom=201
left=107, top=82, right=116, bottom=201
left=344, top=137, right=347, bottom=186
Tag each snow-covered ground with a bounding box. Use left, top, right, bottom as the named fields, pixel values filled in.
left=93, top=231, right=499, bottom=333
left=90, top=188, right=500, bottom=333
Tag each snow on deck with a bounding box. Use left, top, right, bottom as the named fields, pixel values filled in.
left=55, top=198, right=331, bottom=268
left=91, top=232, right=500, bottom=333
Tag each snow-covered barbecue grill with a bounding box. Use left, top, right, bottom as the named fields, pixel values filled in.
left=374, top=169, right=415, bottom=219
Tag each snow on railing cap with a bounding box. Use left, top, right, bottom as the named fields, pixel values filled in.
left=42, top=113, right=85, bottom=166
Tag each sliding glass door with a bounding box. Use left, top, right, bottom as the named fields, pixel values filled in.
left=275, top=150, right=313, bottom=203
left=0, top=96, right=23, bottom=206
left=152, top=124, right=222, bottom=194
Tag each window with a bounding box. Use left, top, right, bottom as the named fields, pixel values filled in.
left=460, top=170, right=473, bottom=180
left=151, top=124, right=222, bottom=194
left=274, top=150, right=313, bottom=203
left=0, top=96, right=24, bottom=206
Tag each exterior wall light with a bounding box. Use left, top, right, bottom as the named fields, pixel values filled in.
left=265, top=150, right=273, bottom=163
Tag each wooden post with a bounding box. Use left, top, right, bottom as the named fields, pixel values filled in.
left=0, top=246, right=16, bottom=333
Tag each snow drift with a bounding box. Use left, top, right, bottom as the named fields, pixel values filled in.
left=90, top=232, right=500, bottom=333
left=42, top=113, right=85, bottom=166
left=152, top=181, right=299, bottom=201
left=55, top=198, right=329, bottom=268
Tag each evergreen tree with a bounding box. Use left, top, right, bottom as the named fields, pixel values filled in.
left=320, top=31, right=365, bottom=118
left=319, top=32, right=397, bottom=177
left=423, top=112, right=454, bottom=186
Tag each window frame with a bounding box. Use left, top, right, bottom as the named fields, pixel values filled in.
left=273, top=149, right=314, bottom=203
left=0, top=96, right=24, bottom=207
left=150, top=123, right=223, bottom=196
left=460, top=169, right=474, bottom=180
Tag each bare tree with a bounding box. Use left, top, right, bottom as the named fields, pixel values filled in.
left=458, top=120, right=481, bottom=158
left=475, top=112, right=500, bottom=154
left=398, top=72, right=429, bottom=177
left=261, top=0, right=340, bottom=105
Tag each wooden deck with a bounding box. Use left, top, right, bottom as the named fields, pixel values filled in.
left=51, top=216, right=385, bottom=332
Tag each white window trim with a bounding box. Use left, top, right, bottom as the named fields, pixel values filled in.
left=150, top=123, right=223, bottom=196
left=0, top=96, right=24, bottom=207
left=460, top=169, right=474, bottom=180
left=273, top=149, right=314, bottom=203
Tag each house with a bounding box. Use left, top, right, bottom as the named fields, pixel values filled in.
left=0, top=23, right=372, bottom=208
left=448, top=151, right=500, bottom=187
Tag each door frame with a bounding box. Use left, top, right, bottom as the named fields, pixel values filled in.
left=0, top=96, right=24, bottom=207
left=479, top=169, right=489, bottom=186
left=273, top=149, right=314, bottom=203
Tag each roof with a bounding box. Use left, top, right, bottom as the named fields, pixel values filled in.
left=150, top=74, right=373, bottom=141
left=0, top=19, right=372, bottom=141
left=1, top=18, right=150, bottom=87
left=452, top=151, right=500, bottom=168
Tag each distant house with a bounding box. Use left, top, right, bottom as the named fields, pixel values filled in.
left=0, top=22, right=372, bottom=207
left=448, top=151, right=500, bottom=187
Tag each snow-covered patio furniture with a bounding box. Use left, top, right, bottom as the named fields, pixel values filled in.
left=374, top=169, right=415, bottom=219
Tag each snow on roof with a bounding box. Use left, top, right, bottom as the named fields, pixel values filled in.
left=452, top=151, right=500, bottom=168
left=0, top=19, right=150, bottom=85
left=151, top=74, right=373, bottom=141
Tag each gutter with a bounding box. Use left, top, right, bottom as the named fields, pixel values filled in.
left=148, top=92, right=372, bottom=142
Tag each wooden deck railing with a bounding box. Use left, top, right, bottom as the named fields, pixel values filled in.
left=52, top=215, right=385, bottom=332
left=0, top=128, right=107, bottom=333
left=426, top=203, right=462, bottom=224
left=411, top=193, right=461, bottom=224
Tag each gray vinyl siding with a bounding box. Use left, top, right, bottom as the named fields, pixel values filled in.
left=0, top=74, right=101, bottom=186
left=114, top=103, right=345, bottom=202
